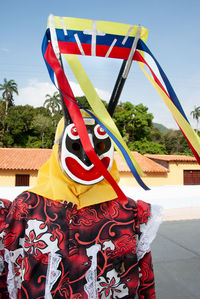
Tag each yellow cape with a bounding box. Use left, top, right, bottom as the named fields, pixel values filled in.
left=29, top=117, right=120, bottom=209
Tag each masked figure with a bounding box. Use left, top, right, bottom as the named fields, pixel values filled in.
left=0, top=108, right=162, bottom=299
left=0, top=14, right=163, bottom=299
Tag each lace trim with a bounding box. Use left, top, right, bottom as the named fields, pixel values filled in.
left=0, top=255, right=4, bottom=275
left=45, top=252, right=62, bottom=299
left=84, top=244, right=101, bottom=299
left=4, top=249, right=18, bottom=299
left=137, top=204, right=162, bottom=261
left=0, top=231, right=5, bottom=251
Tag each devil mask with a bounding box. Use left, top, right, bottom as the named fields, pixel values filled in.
left=59, top=116, right=114, bottom=185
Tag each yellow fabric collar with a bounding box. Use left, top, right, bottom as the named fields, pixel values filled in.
left=29, top=143, right=120, bottom=209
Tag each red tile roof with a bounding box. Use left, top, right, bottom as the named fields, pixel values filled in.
left=145, top=154, right=196, bottom=162
left=0, top=148, right=168, bottom=173
left=114, top=152, right=168, bottom=173
left=0, top=148, right=52, bottom=170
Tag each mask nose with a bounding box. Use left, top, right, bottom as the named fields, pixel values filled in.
left=81, top=133, right=94, bottom=167
left=82, top=150, right=92, bottom=167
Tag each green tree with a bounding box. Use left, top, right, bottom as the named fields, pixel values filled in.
left=129, top=138, right=167, bottom=154
left=76, top=96, right=107, bottom=110
left=3, top=105, right=36, bottom=147
left=0, top=100, right=5, bottom=146
left=163, top=129, right=192, bottom=155
left=31, top=115, right=52, bottom=148
left=76, top=96, right=91, bottom=109
left=190, top=106, right=200, bottom=132
left=150, top=126, right=165, bottom=145
left=43, top=92, right=61, bottom=115
left=0, top=78, right=18, bottom=114
left=113, top=102, right=153, bottom=144
left=1, top=103, right=60, bottom=148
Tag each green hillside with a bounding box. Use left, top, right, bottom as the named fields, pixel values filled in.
left=153, top=122, right=168, bottom=134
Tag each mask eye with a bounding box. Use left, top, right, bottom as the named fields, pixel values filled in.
left=67, top=124, right=80, bottom=140
left=97, top=126, right=106, bottom=135
left=71, top=126, right=78, bottom=137
left=96, top=141, right=106, bottom=151
left=94, top=125, right=108, bottom=139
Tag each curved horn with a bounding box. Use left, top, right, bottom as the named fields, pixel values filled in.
left=107, top=26, right=141, bottom=117
left=107, top=59, right=127, bottom=117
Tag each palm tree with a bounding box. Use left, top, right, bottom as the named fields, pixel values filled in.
left=43, top=92, right=61, bottom=115
left=0, top=78, right=18, bottom=114
left=190, top=106, right=200, bottom=132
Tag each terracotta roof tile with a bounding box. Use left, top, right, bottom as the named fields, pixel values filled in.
left=114, top=151, right=168, bottom=173
left=145, top=154, right=196, bottom=162
left=0, top=148, right=52, bottom=170
left=0, top=148, right=168, bottom=173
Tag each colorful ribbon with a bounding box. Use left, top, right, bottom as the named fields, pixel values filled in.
left=44, top=42, right=129, bottom=200
left=42, top=16, right=150, bottom=191
left=134, top=43, right=200, bottom=163
left=42, top=15, right=200, bottom=198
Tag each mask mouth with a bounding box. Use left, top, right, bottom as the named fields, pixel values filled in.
left=59, top=119, right=114, bottom=185
left=65, top=156, right=110, bottom=184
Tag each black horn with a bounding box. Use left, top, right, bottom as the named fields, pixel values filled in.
left=107, top=59, right=127, bottom=117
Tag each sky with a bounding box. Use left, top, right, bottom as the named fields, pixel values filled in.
left=0, top=0, right=200, bottom=129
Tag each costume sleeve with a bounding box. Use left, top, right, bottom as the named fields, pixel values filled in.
left=136, top=200, right=162, bottom=299
left=0, top=199, right=12, bottom=298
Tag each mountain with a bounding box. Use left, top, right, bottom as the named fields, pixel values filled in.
left=153, top=122, right=168, bottom=134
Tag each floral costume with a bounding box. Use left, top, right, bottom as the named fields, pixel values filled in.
left=0, top=192, right=161, bottom=298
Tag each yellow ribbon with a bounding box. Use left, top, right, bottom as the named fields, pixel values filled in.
left=63, top=53, right=144, bottom=175
left=47, top=16, right=148, bottom=43
left=138, top=61, right=200, bottom=156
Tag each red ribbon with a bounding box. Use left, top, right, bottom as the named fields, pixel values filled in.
left=44, top=42, right=127, bottom=201
left=134, top=51, right=200, bottom=164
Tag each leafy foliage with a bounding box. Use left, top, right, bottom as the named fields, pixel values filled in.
left=113, top=102, right=153, bottom=143
left=163, top=129, right=192, bottom=156
left=1, top=104, right=62, bottom=148
left=0, top=82, right=195, bottom=156
left=129, top=139, right=167, bottom=154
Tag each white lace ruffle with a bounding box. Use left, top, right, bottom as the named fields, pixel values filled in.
left=45, top=252, right=61, bottom=299
left=84, top=244, right=101, bottom=299
left=0, top=255, right=4, bottom=275
left=0, top=231, right=5, bottom=251
left=137, top=204, right=163, bottom=261
left=4, top=249, right=18, bottom=299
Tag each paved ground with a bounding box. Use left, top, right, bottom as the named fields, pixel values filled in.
left=151, top=219, right=200, bottom=299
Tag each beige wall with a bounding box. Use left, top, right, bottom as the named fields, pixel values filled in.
left=0, top=169, right=38, bottom=186
left=1, top=161, right=200, bottom=187
left=119, top=161, right=200, bottom=186
left=119, top=172, right=168, bottom=187
left=167, top=161, right=200, bottom=185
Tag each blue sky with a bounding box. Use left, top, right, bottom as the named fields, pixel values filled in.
left=0, top=0, right=200, bottom=129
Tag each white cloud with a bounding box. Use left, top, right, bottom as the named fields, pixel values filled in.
left=14, top=79, right=197, bottom=131
left=15, top=79, right=111, bottom=107
left=15, top=80, right=57, bottom=107
left=95, top=88, right=110, bottom=102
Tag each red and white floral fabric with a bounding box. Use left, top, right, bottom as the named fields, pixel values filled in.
left=0, top=192, right=161, bottom=298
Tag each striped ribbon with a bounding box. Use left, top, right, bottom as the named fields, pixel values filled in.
left=41, top=15, right=200, bottom=198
